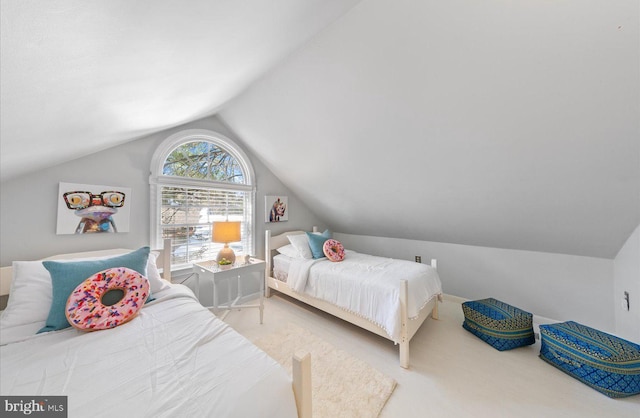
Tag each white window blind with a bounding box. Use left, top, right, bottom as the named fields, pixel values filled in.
left=160, top=186, right=252, bottom=266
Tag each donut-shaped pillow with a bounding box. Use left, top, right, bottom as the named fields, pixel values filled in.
left=323, top=239, right=345, bottom=262
left=66, top=267, right=150, bottom=331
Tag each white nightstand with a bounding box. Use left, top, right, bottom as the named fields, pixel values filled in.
left=192, top=258, right=266, bottom=323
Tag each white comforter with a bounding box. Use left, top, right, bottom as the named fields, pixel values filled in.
left=286, top=251, right=443, bottom=342
left=0, top=285, right=297, bottom=418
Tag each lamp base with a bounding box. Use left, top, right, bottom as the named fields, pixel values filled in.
left=216, top=245, right=236, bottom=264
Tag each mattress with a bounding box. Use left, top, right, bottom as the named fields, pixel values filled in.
left=273, top=253, right=294, bottom=282
left=273, top=251, right=442, bottom=342
left=1, top=285, right=298, bottom=418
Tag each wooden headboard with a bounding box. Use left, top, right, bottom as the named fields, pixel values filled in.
left=265, top=227, right=317, bottom=277
left=0, top=239, right=172, bottom=308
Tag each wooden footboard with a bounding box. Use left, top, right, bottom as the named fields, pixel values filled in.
left=292, top=351, right=312, bottom=418
left=269, top=274, right=437, bottom=368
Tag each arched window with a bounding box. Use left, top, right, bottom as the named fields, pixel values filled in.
left=150, top=129, right=255, bottom=268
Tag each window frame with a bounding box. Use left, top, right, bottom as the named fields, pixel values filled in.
left=149, top=129, right=256, bottom=269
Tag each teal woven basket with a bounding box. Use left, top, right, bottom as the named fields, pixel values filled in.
left=539, top=321, right=640, bottom=398
left=462, top=298, right=535, bottom=351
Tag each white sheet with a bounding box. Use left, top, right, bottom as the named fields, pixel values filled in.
left=273, top=254, right=295, bottom=282
left=1, top=285, right=297, bottom=418
left=284, top=251, right=442, bottom=343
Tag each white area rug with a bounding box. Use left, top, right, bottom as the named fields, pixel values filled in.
left=254, top=323, right=396, bottom=418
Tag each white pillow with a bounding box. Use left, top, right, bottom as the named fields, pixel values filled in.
left=287, top=234, right=313, bottom=259
left=148, top=251, right=171, bottom=293
left=1, top=260, right=54, bottom=332
left=0, top=249, right=169, bottom=331
left=276, top=244, right=304, bottom=259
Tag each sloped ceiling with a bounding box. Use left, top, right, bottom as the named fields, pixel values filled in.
left=0, top=0, right=361, bottom=180
left=1, top=0, right=638, bottom=259
left=219, top=0, right=640, bottom=258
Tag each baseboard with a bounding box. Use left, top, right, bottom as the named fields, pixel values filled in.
left=442, top=294, right=467, bottom=304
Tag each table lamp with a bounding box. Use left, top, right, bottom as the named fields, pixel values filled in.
left=213, top=221, right=241, bottom=264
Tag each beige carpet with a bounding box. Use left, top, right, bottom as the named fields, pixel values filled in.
left=254, top=323, right=397, bottom=418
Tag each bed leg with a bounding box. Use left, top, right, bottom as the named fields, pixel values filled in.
left=264, top=229, right=271, bottom=298
left=293, top=351, right=312, bottom=418
left=265, top=230, right=273, bottom=298
left=429, top=259, right=440, bottom=320
left=400, top=341, right=409, bottom=369
left=399, top=279, right=409, bottom=369
left=432, top=298, right=439, bottom=320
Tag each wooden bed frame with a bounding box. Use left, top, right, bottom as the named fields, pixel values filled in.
left=0, top=239, right=174, bottom=297
left=265, top=228, right=439, bottom=369
left=0, top=239, right=312, bottom=418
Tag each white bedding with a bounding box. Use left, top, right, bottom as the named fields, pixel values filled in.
left=275, top=251, right=442, bottom=342
left=273, top=253, right=295, bottom=282
left=1, top=285, right=297, bottom=418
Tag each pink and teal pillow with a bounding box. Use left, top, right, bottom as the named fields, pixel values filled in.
left=39, top=247, right=150, bottom=333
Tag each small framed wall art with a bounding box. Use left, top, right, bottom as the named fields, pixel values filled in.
left=265, top=195, right=288, bottom=222
left=56, top=182, right=132, bottom=234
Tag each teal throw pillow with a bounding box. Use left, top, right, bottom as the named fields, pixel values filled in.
left=306, top=230, right=332, bottom=259
left=38, top=247, right=151, bottom=334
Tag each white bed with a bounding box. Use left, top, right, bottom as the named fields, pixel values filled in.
left=265, top=229, right=443, bottom=369
left=0, top=242, right=311, bottom=418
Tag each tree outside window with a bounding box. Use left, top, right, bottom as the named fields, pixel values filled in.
left=150, top=130, right=255, bottom=268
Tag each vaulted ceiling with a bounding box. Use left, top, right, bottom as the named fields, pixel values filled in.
left=0, top=0, right=361, bottom=179
left=1, top=0, right=638, bottom=258
left=219, top=0, right=640, bottom=259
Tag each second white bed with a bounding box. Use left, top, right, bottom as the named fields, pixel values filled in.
left=266, top=229, right=443, bottom=368
left=273, top=251, right=442, bottom=343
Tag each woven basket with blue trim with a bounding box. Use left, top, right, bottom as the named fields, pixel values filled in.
left=539, top=321, right=640, bottom=398
left=462, top=298, right=535, bottom=351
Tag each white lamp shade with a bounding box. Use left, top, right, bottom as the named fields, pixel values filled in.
left=213, top=221, right=241, bottom=243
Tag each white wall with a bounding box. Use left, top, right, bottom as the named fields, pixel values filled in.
left=0, top=115, right=325, bottom=267
left=614, top=225, right=640, bottom=342
left=336, top=232, right=615, bottom=333
left=1, top=110, right=630, bottom=335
